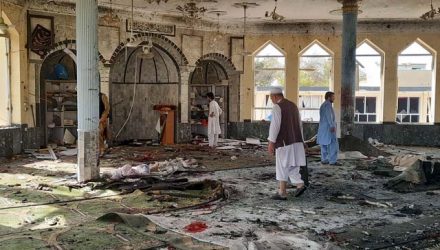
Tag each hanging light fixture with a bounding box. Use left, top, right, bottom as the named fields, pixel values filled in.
left=208, top=10, right=226, bottom=49
left=421, top=0, right=440, bottom=20
left=233, top=2, right=258, bottom=56
left=0, top=0, right=10, bottom=32
left=126, top=0, right=140, bottom=47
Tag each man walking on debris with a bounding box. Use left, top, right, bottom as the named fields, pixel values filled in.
left=317, top=91, right=341, bottom=166
left=207, top=92, right=222, bottom=148
left=267, top=87, right=307, bottom=200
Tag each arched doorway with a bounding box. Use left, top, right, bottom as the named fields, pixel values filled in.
left=189, top=59, right=229, bottom=138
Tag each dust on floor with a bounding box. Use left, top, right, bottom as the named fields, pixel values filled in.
left=0, top=144, right=440, bottom=249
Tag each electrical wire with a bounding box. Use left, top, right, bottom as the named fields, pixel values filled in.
left=114, top=50, right=138, bottom=139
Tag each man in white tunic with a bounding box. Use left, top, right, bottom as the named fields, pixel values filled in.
left=207, top=92, right=222, bottom=148
left=267, top=87, right=307, bottom=200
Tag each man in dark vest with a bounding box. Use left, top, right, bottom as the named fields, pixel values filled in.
left=267, top=87, right=307, bottom=200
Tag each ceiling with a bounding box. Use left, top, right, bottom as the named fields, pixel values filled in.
left=54, top=0, right=440, bottom=23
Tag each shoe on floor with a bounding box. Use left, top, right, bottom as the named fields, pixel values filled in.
left=294, top=186, right=307, bottom=197
left=271, top=193, right=287, bottom=200
left=321, top=161, right=329, bottom=165
left=330, top=162, right=342, bottom=166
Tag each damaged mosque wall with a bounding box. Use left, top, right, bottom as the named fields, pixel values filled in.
left=1, top=1, right=440, bottom=156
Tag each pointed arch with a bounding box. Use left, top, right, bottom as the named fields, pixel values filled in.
left=299, top=40, right=334, bottom=57
left=355, top=39, right=384, bottom=123
left=357, top=39, right=385, bottom=56
left=195, top=53, right=238, bottom=75
left=399, top=38, right=436, bottom=56
left=254, top=40, right=286, bottom=57
left=253, top=41, right=286, bottom=120
left=397, top=38, right=436, bottom=124
left=298, top=40, right=334, bottom=122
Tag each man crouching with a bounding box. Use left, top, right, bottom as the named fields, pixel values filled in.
left=267, top=87, right=307, bottom=200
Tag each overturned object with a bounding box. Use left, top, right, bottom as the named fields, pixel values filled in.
left=385, top=160, right=440, bottom=192
left=389, top=154, right=424, bottom=171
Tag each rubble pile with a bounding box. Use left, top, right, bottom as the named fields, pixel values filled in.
left=102, top=158, right=199, bottom=180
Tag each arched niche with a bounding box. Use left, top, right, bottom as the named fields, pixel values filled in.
left=110, top=42, right=183, bottom=141
left=38, top=41, right=107, bottom=145
left=39, top=48, right=77, bottom=144
left=190, top=60, right=228, bottom=85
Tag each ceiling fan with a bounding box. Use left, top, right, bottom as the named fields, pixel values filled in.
left=176, top=1, right=207, bottom=20
left=265, top=0, right=285, bottom=22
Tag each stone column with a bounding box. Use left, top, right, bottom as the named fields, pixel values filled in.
left=382, top=50, right=399, bottom=123
left=285, top=46, right=299, bottom=103
left=76, top=0, right=100, bottom=182
left=339, top=0, right=360, bottom=136
left=434, top=53, right=440, bottom=125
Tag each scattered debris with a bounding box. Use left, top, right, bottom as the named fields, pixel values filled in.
left=339, top=151, right=368, bottom=160
left=63, top=129, right=76, bottom=145
left=102, top=158, right=198, bottom=180
left=399, top=205, right=423, bottom=215
left=45, top=216, right=61, bottom=226
left=31, top=146, right=58, bottom=160
left=390, top=154, right=424, bottom=171
left=359, top=200, right=393, bottom=208
left=246, top=138, right=261, bottom=146
left=217, top=146, right=237, bottom=150
left=368, top=137, right=384, bottom=147
left=339, top=135, right=389, bottom=157
left=386, top=160, right=440, bottom=192
left=59, top=148, right=78, bottom=156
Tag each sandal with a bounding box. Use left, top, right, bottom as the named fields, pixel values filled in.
left=271, top=193, right=287, bottom=200
left=294, top=186, right=307, bottom=197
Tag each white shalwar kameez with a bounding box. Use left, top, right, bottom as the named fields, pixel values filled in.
left=268, top=104, right=306, bottom=184
left=208, top=100, right=222, bottom=147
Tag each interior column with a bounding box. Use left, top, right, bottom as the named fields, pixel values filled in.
left=76, top=0, right=100, bottom=182
left=339, top=0, right=359, bottom=136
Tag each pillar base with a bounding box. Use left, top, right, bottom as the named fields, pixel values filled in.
left=77, top=130, right=99, bottom=182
